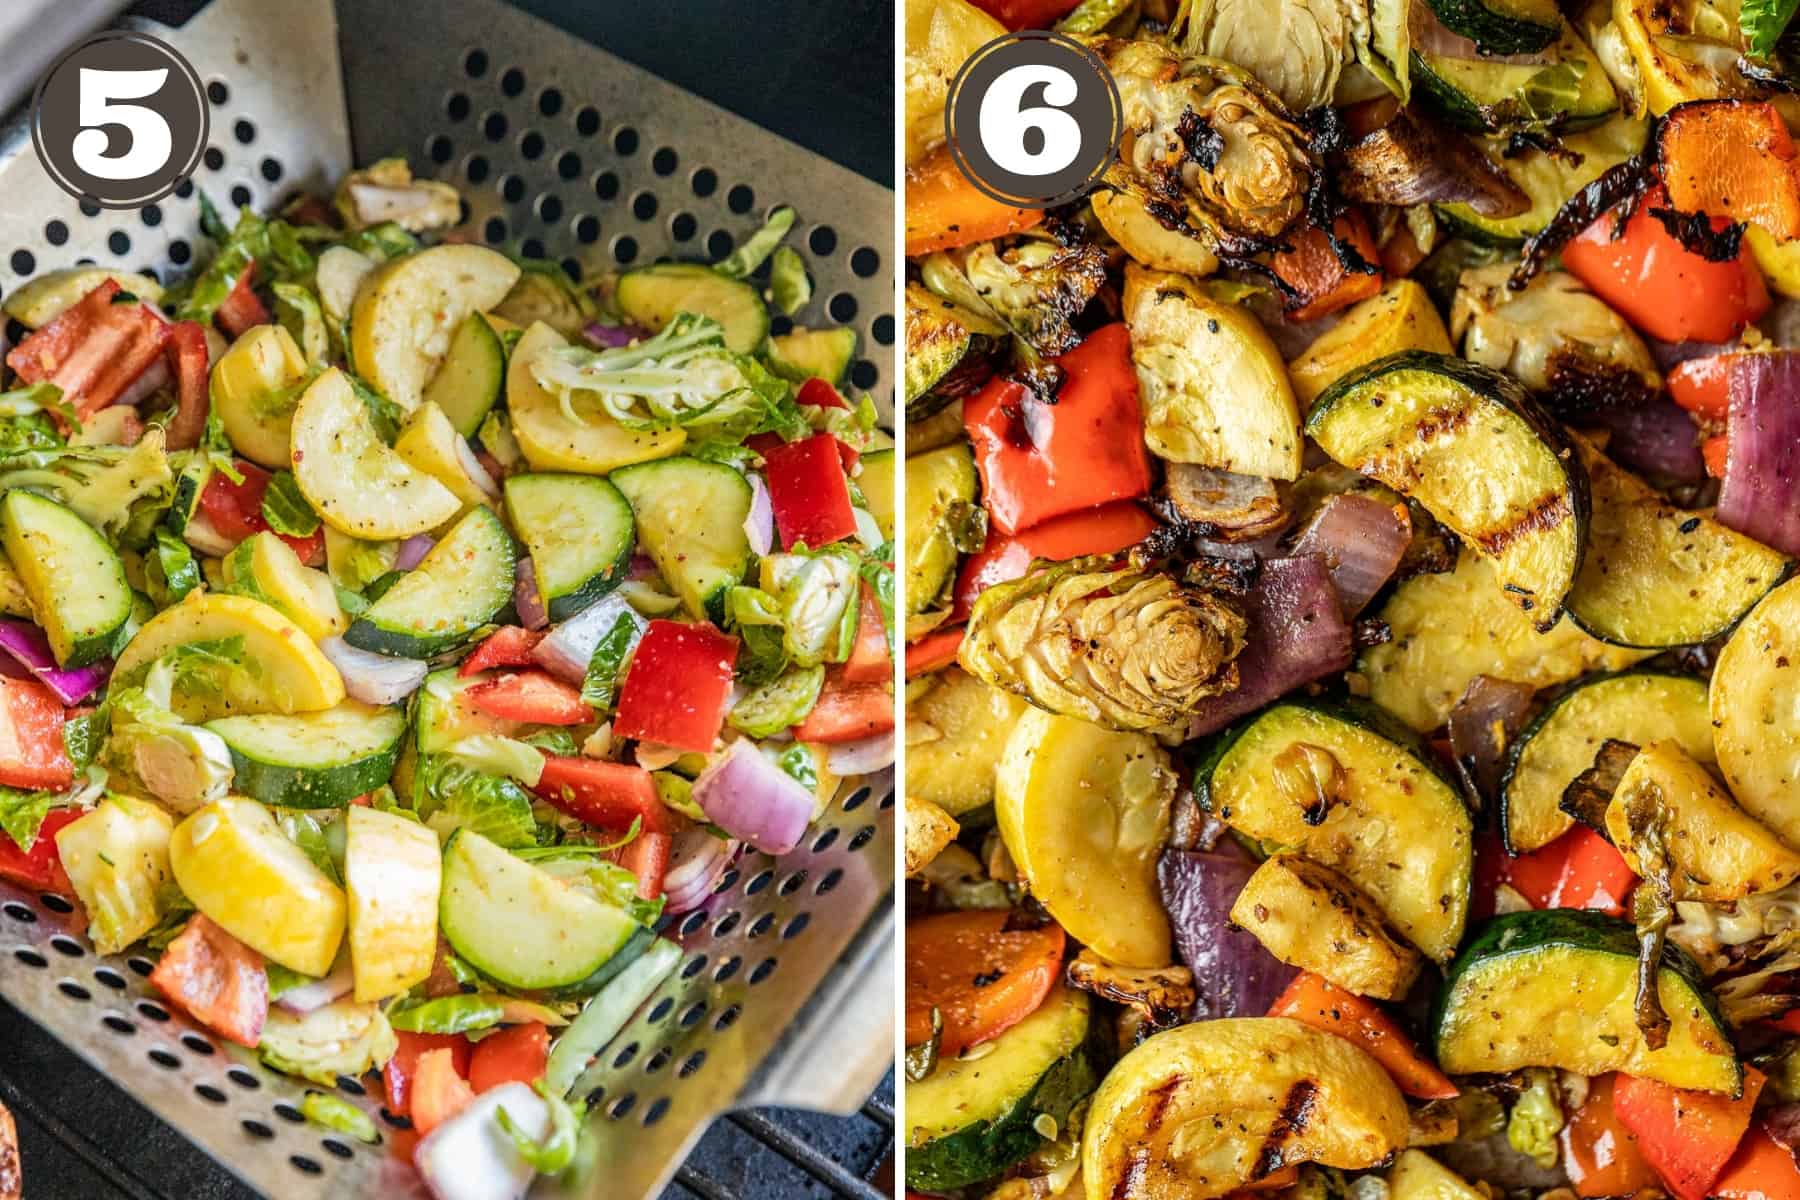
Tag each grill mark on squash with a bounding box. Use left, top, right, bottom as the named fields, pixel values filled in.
left=1252, top=1079, right=1320, bottom=1178
left=1472, top=490, right=1573, bottom=556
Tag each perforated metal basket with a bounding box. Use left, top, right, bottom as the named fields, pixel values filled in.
left=0, top=1, right=896, bottom=1196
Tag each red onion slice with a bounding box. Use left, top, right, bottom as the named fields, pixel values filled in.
left=113, top=356, right=172, bottom=409
left=514, top=557, right=549, bottom=632
left=0, top=619, right=109, bottom=704
left=582, top=321, right=650, bottom=349
left=744, top=473, right=774, bottom=557
left=1720, top=351, right=1800, bottom=556
left=275, top=957, right=355, bottom=1014
left=661, top=826, right=739, bottom=914
left=1287, top=493, right=1411, bottom=616
left=531, top=594, right=643, bottom=684
left=455, top=438, right=500, bottom=500
left=395, top=534, right=436, bottom=572
left=691, top=739, right=814, bottom=856
left=320, top=637, right=428, bottom=705
left=1159, top=845, right=1298, bottom=1019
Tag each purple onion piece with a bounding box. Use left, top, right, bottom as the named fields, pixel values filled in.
left=395, top=534, right=435, bottom=572
left=0, top=619, right=110, bottom=704
left=513, top=557, right=548, bottom=632
left=1287, top=493, right=1411, bottom=616
left=582, top=321, right=650, bottom=349
left=1720, top=351, right=1800, bottom=556
left=1158, top=846, right=1297, bottom=1019
left=691, top=739, right=814, bottom=856
left=1592, top=397, right=1705, bottom=484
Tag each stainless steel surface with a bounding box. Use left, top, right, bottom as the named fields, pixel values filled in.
left=0, top=0, right=897, bottom=1196
left=0, top=0, right=136, bottom=117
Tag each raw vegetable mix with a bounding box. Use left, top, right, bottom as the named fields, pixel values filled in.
left=904, top=1, right=1800, bottom=1198
left=0, top=154, right=891, bottom=1198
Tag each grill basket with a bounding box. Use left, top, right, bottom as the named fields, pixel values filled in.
left=0, top=1, right=896, bottom=1196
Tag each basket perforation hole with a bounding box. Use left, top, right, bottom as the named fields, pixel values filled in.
left=499, top=65, right=526, bottom=97
left=94, top=967, right=126, bottom=990
left=561, top=257, right=582, bottom=282
left=261, top=157, right=283, bottom=184
left=648, top=146, right=679, bottom=176
left=613, top=127, right=639, bottom=156
left=779, top=870, right=808, bottom=896
left=716, top=867, right=740, bottom=893
left=520, top=130, right=546, bottom=160
left=714, top=1005, right=742, bottom=1031
left=613, top=235, right=638, bottom=264
left=58, top=981, right=91, bottom=1004
left=681, top=954, right=707, bottom=980
left=705, top=230, right=733, bottom=260
left=148, top=1049, right=179, bottom=1069
left=169, top=239, right=192, bottom=265
left=337, top=1075, right=367, bottom=1096
left=521, top=237, right=545, bottom=260
left=204, top=146, right=224, bottom=172
left=101, top=1015, right=133, bottom=1034
left=380, top=1107, right=410, bottom=1130
left=782, top=913, right=812, bottom=940
left=322, top=1139, right=354, bottom=1159
left=464, top=48, right=489, bottom=78
left=647, top=997, right=675, bottom=1023
left=195, top=1084, right=227, bottom=1104
left=2, top=902, right=33, bottom=923
left=181, top=1032, right=215, bottom=1055
left=538, top=194, right=563, bottom=223
left=691, top=167, right=717, bottom=197
left=10, top=249, right=35, bottom=276
left=39, top=893, right=73, bottom=914
left=746, top=914, right=774, bottom=938
left=43, top=219, right=67, bottom=245
left=50, top=935, right=83, bottom=958
left=608, top=1093, right=637, bottom=1120
left=770, top=314, right=794, bottom=337
left=714, top=955, right=742, bottom=981
left=575, top=215, right=600, bottom=244
left=749, top=958, right=778, bottom=985
left=484, top=216, right=508, bottom=244
left=745, top=868, right=775, bottom=896
left=80, top=197, right=102, bottom=216
left=575, top=105, right=601, bottom=136
left=677, top=911, right=707, bottom=936
left=227, top=1067, right=261, bottom=1090
left=611, top=1041, right=639, bottom=1069
left=501, top=173, right=526, bottom=204
left=678, top=1001, right=708, bottom=1028
left=138, top=204, right=163, bottom=229
left=232, top=118, right=255, bottom=145
left=243, top=1119, right=273, bottom=1139
left=879, top=787, right=896, bottom=810
left=874, top=315, right=895, bottom=346
left=206, top=80, right=229, bottom=105
left=290, top=1154, right=323, bottom=1175
left=828, top=292, right=857, bottom=323
left=428, top=135, right=453, bottom=165
left=275, top=1103, right=304, bottom=1124
left=483, top=111, right=508, bottom=142
left=557, top=151, right=582, bottom=180
left=632, top=192, right=657, bottom=221
left=809, top=226, right=838, bottom=256
left=447, top=92, right=471, bottom=121
left=849, top=825, right=877, bottom=852
left=726, top=184, right=754, bottom=214
left=643, top=1097, right=671, bottom=1127
left=136, top=1000, right=169, bottom=1021
left=670, top=212, right=697, bottom=242
left=811, top=828, right=839, bottom=854
left=537, top=85, right=563, bottom=116
left=816, top=867, right=845, bottom=895
left=712, top=910, right=741, bottom=937
left=843, top=787, right=871, bottom=812
left=645, top=1047, right=672, bottom=1073
left=595, top=171, right=620, bottom=200
left=229, top=185, right=252, bottom=208
left=851, top=246, right=881, bottom=277
left=465, top=154, right=490, bottom=184
left=678, top=1050, right=706, bottom=1078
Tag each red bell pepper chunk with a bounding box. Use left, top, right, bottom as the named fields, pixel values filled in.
left=953, top=500, right=1158, bottom=619
left=612, top=620, right=738, bottom=753
left=964, top=0, right=1083, bottom=27
left=459, top=626, right=545, bottom=677
left=1562, top=1074, right=1662, bottom=1199
left=214, top=259, right=271, bottom=339
left=1614, top=1068, right=1766, bottom=1200
left=467, top=1022, right=550, bottom=1094
left=5, top=279, right=172, bottom=418
left=1270, top=211, right=1385, bottom=323
left=616, top=829, right=671, bottom=900
left=147, top=913, right=269, bottom=1048
left=840, top=584, right=891, bottom=685
left=464, top=669, right=590, bottom=725
left=385, top=1031, right=472, bottom=1117
left=198, top=461, right=325, bottom=564
left=0, top=678, right=74, bottom=793
left=1669, top=354, right=1739, bottom=423
left=1563, top=184, right=1770, bottom=344
left=1712, top=1129, right=1800, bottom=1200
left=1503, top=825, right=1637, bottom=916
left=410, top=1047, right=476, bottom=1135
left=164, top=320, right=212, bottom=451
left=1704, top=432, right=1732, bottom=480
left=905, top=627, right=964, bottom=679
left=1267, top=973, right=1459, bottom=1100
left=764, top=433, right=859, bottom=549
left=533, top=754, right=672, bottom=836
left=0, top=807, right=81, bottom=895
left=964, top=324, right=1152, bottom=536
left=796, top=377, right=849, bottom=410
left=791, top=665, right=894, bottom=744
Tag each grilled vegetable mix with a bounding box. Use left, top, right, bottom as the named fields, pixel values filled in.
left=905, top=0, right=1800, bottom=1197
left=0, top=158, right=891, bottom=1199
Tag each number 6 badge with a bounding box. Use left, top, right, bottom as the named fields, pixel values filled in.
left=30, top=30, right=209, bottom=210
left=944, top=31, right=1122, bottom=210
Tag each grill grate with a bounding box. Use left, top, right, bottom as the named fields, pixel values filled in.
left=0, top=1, right=895, bottom=1197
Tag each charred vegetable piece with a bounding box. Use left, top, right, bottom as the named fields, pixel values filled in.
left=1563, top=437, right=1788, bottom=648
left=1711, top=577, right=1800, bottom=851
left=1197, top=698, right=1472, bottom=962
left=1064, top=949, right=1195, bottom=1031
left=903, top=796, right=959, bottom=878
left=1421, top=0, right=1561, bottom=55
left=904, top=282, right=996, bottom=421
left=951, top=235, right=1108, bottom=358
left=1450, top=267, right=1658, bottom=405
left=1229, top=853, right=1422, bottom=1001
left=1412, top=22, right=1618, bottom=134
left=903, top=441, right=980, bottom=617
left=1657, top=100, right=1800, bottom=241
left=1434, top=909, right=1739, bottom=1094
left=1307, top=351, right=1589, bottom=630
left=1159, top=464, right=1289, bottom=543
left=1080, top=1018, right=1408, bottom=1200
left=1500, top=670, right=1713, bottom=854
left=961, top=558, right=1246, bottom=738
left=1436, top=115, right=1648, bottom=247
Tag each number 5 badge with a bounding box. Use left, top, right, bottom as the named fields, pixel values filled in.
left=31, top=30, right=209, bottom=210
left=943, top=31, right=1122, bottom=210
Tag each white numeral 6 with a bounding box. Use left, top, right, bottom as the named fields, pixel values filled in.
left=977, top=63, right=1083, bottom=178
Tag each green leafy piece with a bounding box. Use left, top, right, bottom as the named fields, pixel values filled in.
left=265, top=962, right=313, bottom=1000
left=278, top=810, right=344, bottom=886
left=447, top=734, right=547, bottom=787
left=260, top=470, right=321, bottom=537
left=0, top=382, right=81, bottom=430
left=0, top=434, right=175, bottom=541
left=0, top=412, right=66, bottom=454
left=497, top=1083, right=584, bottom=1174
left=724, top=584, right=788, bottom=688
left=272, top=282, right=330, bottom=364
left=521, top=727, right=580, bottom=757
left=300, top=1091, right=381, bottom=1144
left=769, top=246, right=811, bottom=316
left=414, top=754, right=540, bottom=848
left=478, top=411, right=523, bottom=469
left=146, top=528, right=201, bottom=608
left=0, top=787, right=60, bottom=852
left=651, top=771, right=706, bottom=822
left=763, top=548, right=861, bottom=668
left=258, top=1001, right=398, bottom=1087
left=715, top=206, right=796, bottom=280
left=63, top=709, right=107, bottom=771
left=579, top=613, right=639, bottom=712
left=346, top=375, right=405, bottom=445
left=387, top=992, right=506, bottom=1035
left=1055, top=0, right=1135, bottom=32
left=1506, top=1068, right=1564, bottom=1168
left=341, top=222, right=419, bottom=262
left=518, top=840, right=663, bottom=926
left=858, top=545, right=895, bottom=653
left=1745, top=0, right=1800, bottom=57
left=776, top=744, right=819, bottom=792
left=729, top=665, right=824, bottom=738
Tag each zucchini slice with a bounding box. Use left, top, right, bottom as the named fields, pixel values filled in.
left=1438, top=116, right=1648, bottom=247
left=609, top=456, right=752, bottom=623
left=439, top=829, right=640, bottom=990
left=349, top=243, right=520, bottom=413
left=1711, top=577, right=1800, bottom=849
left=345, top=505, right=515, bottom=658
left=204, top=700, right=407, bottom=809
left=1360, top=550, right=1649, bottom=732
left=1196, top=698, right=1472, bottom=962
left=1413, top=23, right=1618, bottom=133
left=1308, top=351, right=1588, bottom=630
left=1605, top=740, right=1800, bottom=901
left=1081, top=1018, right=1408, bottom=1200
left=0, top=491, right=131, bottom=668
left=290, top=368, right=462, bottom=540
left=502, top=473, right=634, bottom=621
left=414, top=668, right=519, bottom=754
left=1565, top=438, right=1788, bottom=647
left=906, top=986, right=1104, bottom=1192
left=1423, top=0, right=1561, bottom=54
left=614, top=262, right=769, bottom=354
left=420, top=311, right=506, bottom=437
left=861, top=448, right=896, bottom=540
left=904, top=441, right=979, bottom=615
left=1500, top=670, right=1712, bottom=853
left=1433, top=909, right=1739, bottom=1094
left=908, top=668, right=1029, bottom=818
left=996, top=709, right=1176, bottom=968
left=767, top=326, right=859, bottom=387
left=506, top=321, right=686, bottom=474
left=1230, top=854, right=1421, bottom=1001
